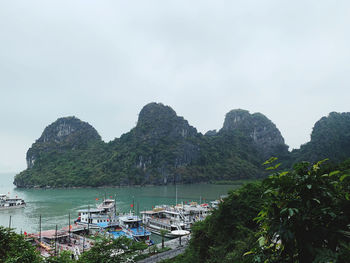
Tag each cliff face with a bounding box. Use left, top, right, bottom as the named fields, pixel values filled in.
left=26, top=116, right=101, bottom=168
left=15, top=102, right=350, bottom=188
left=293, top=112, right=350, bottom=163
left=220, top=109, right=288, bottom=159
left=136, top=103, right=198, bottom=140
left=111, top=103, right=202, bottom=184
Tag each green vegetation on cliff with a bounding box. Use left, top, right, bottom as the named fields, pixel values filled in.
left=14, top=104, right=350, bottom=188
left=292, top=112, right=350, bottom=164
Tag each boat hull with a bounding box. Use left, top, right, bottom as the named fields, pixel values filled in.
left=0, top=204, right=26, bottom=210
left=145, top=226, right=179, bottom=238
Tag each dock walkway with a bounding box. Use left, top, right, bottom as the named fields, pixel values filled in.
left=138, top=235, right=190, bottom=263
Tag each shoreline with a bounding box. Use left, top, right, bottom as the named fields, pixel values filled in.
left=13, top=179, right=257, bottom=190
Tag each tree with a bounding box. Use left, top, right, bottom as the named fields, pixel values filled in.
left=45, top=251, right=74, bottom=263
left=174, top=181, right=265, bottom=263
left=0, top=226, right=42, bottom=263
left=78, top=236, right=146, bottom=263
left=160, top=229, right=169, bottom=249
left=253, top=158, right=350, bottom=262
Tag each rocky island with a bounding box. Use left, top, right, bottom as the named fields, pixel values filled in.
left=14, top=103, right=350, bottom=188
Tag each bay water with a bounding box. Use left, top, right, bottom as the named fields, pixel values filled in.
left=0, top=173, right=241, bottom=240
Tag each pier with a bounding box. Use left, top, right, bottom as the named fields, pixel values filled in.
left=138, top=235, right=190, bottom=263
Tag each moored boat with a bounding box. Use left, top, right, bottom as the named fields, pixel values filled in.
left=74, top=198, right=119, bottom=229
left=118, top=214, right=152, bottom=245
left=141, top=202, right=211, bottom=238
left=141, top=205, right=191, bottom=238
left=74, top=198, right=153, bottom=245
left=0, top=194, right=26, bottom=210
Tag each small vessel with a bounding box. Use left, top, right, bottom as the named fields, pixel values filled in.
left=75, top=198, right=153, bottom=245
left=141, top=202, right=211, bottom=238
left=0, top=194, right=26, bottom=209
left=141, top=205, right=191, bottom=238
left=182, top=202, right=211, bottom=221
left=118, top=214, right=152, bottom=245
left=210, top=200, right=220, bottom=209
left=75, top=198, right=119, bottom=228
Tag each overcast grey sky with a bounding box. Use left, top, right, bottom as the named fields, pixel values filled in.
left=0, top=1, right=349, bottom=173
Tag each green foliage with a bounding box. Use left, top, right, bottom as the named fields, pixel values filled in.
left=160, top=229, right=170, bottom=249
left=171, top=159, right=350, bottom=263
left=45, top=251, right=74, bottom=263
left=173, top=181, right=266, bottom=263
left=0, top=226, right=42, bottom=263
left=0, top=226, right=151, bottom=263
left=77, top=236, right=146, bottom=263
left=292, top=112, right=350, bottom=165
left=15, top=106, right=274, bottom=188
left=14, top=108, right=350, bottom=188
left=210, top=179, right=260, bottom=185
left=249, top=159, right=350, bottom=262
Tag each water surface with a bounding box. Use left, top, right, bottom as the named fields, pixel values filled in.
left=0, top=173, right=240, bottom=234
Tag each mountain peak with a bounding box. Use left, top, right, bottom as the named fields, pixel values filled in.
left=220, top=109, right=287, bottom=159
left=135, top=102, right=197, bottom=139
left=26, top=116, right=101, bottom=168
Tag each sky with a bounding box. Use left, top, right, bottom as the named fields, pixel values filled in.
left=0, top=0, right=349, bottom=173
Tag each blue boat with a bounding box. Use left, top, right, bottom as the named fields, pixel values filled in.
left=118, top=214, right=153, bottom=245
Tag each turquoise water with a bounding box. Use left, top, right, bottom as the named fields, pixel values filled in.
left=0, top=173, right=240, bottom=236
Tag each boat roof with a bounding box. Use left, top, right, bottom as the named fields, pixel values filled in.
left=140, top=208, right=182, bottom=215
left=102, top=199, right=115, bottom=203
left=98, top=199, right=115, bottom=206
left=140, top=210, right=159, bottom=215
left=78, top=208, right=104, bottom=213
left=163, top=210, right=182, bottom=215
left=37, top=230, right=69, bottom=240
left=119, top=215, right=141, bottom=222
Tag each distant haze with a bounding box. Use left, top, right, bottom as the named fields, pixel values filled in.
left=0, top=1, right=349, bottom=172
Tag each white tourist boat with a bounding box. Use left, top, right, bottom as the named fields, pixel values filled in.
left=141, top=202, right=211, bottom=238
left=0, top=194, right=26, bottom=210
left=75, top=198, right=119, bottom=228
left=141, top=205, right=193, bottom=238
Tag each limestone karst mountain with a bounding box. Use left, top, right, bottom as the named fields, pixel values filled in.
left=14, top=103, right=350, bottom=188
left=292, top=112, right=350, bottom=163
left=26, top=116, right=101, bottom=169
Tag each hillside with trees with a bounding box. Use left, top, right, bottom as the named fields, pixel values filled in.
left=165, top=158, right=350, bottom=263
left=14, top=103, right=350, bottom=188
left=292, top=112, right=350, bottom=164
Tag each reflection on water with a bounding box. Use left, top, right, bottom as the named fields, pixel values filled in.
left=0, top=173, right=241, bottom=234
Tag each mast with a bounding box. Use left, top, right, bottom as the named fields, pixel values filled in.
left=54, top=224, right=58, bottom=256
left=68, top=213, right=71, bottom=243
left=39, top=214, right=42, bottom=243
left=8, top=215, right=11, bottom=229
left=175, top=185, right=178, bottom=206
left=114, top=194, right=117, bottom=216
left=83, top=227, right=86, bottom=252
left=87, top=205, right=90, bottom=234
